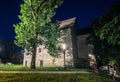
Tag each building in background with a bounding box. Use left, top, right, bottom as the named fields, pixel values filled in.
left=23, top=17, right=95, bottom=67
left=23, top=17, right=78, bottom=67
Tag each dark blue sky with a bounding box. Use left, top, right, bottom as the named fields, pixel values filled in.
left=0, top=0, right=119, bottom=39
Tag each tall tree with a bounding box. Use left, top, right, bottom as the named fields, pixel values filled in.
left=14, top=0, right=63, bottom=69
left=97, top=15, right=120, bottom=45
left=87, top=3, right=120, bottom=67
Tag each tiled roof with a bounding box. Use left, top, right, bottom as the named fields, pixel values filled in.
left=59, top=17, right=76, bottom=29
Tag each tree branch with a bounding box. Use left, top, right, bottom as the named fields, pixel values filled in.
left=29, top=0, right=36, bottom=20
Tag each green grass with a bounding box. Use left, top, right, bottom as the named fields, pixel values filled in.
left=0, top=65, right=119, bottom=82
left=0, top=73, right=119, bottom=82
left=0, top=65, right=91, bottom=71
left=0, top=65, right=30, bottom=71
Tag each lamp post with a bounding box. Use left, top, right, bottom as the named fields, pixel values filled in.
left=62, top=43, right=66, bottom=70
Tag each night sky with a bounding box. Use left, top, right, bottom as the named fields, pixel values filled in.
left=0, top=0, right=119, bottom=40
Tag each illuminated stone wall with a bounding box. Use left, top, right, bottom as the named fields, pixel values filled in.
left=23, top=18, right=77, bottom=67
left=23, top=17, right=94, bottom=68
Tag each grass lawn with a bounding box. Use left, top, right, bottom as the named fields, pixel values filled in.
left=0, top=73, right=119, bottom=82
left=0, top=65, right=30, bottom=71
left=0, top=65, right=91, bottom=72
left=0, top=65, right=120, bottom=82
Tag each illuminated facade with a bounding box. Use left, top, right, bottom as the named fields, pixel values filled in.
left=23, top=17, right=78, bottom=67
left=23, top=17, right=95, bottom=67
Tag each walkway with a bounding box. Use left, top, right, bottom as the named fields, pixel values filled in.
left=0, top=71, right=91, bottom=74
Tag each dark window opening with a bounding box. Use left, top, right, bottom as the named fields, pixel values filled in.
left=25, top=61, right=27, bottom=66
left=40, top=60, right=43, bottom=67
left=39, top=48, right=41, bottom=53
left=26, top=53, right=29, bottom=55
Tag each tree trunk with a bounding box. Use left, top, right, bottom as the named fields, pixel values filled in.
left=30, top=46, right=37, bottom=70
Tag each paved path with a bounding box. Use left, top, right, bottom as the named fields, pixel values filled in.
left=0, top=71, right=91, bottom=74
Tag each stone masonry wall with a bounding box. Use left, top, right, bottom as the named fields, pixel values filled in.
left=77, top=34, right=94, bottom=67
left=23, top=27, right=75, bottom=67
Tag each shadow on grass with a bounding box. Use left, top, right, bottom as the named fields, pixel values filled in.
left=96, top=73, right=120, bottom=82
left=0, top=73, right=118, bottom=82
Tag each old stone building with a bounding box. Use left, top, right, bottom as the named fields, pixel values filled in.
left=23, top=17, right=78, bottom=67
left=77, top=33, right=95, bottom=67
left=23, top=17, right=95, bottom=67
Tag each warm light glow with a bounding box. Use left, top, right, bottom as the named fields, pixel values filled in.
left=88, top=54, right=95, bottom=59
left=88, top=54, right=96, bottom=66
left=62, top=43, right=66, bottom=50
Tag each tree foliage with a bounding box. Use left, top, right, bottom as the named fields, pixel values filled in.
left=87, top=3, right=120, bottom=67
left=14, top=0, right=63, bottom=69
left=97, top=15, right=120, bottom=45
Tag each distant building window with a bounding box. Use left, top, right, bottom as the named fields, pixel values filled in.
left=39, top=48, right=41, bottom=53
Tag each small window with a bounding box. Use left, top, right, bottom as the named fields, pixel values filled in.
left=25, top=61, right=27, bottom=66
left=40, top=60, right=43, bottom=67
left=39, top=48, right=41, bottom=53
left=26, top=53, right=29, bottom=55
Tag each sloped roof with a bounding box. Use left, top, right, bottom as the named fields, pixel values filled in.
left=59, top=17, right=76, bottom=29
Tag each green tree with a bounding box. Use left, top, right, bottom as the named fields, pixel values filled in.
left=14, top=0, right=63, bottom=69
left=87, top=3, right=120, bottom=67
left=95, top=3, right=120, bottom=45
left=97, top=15, right=120, bottom=45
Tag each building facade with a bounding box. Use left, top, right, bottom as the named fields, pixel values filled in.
left=77, top=34, right=95, bottom=67
left=23, top=17, right=78, bottom=67
left=23, top=17, right=95, bottom=67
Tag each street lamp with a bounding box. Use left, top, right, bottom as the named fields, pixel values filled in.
left=62, top=43, right=66, bottom=70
